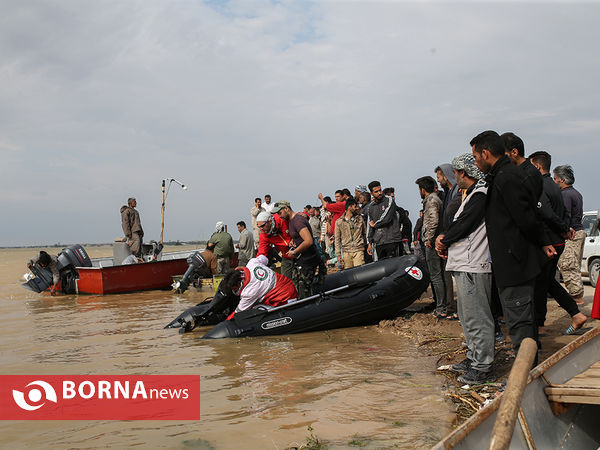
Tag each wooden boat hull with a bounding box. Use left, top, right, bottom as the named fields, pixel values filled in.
left=75, top=258, right=189, bottom=294
left=434, top=327, right=600, bottom=449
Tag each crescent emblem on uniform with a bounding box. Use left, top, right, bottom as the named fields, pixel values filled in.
left=253, top=267, right=268, bottom=281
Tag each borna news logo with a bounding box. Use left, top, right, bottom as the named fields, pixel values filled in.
left=1, top=375, right=200, bottom=420
left=12, top=380, right=58, bottom=411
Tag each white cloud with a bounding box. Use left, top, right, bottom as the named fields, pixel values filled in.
left=1, top=1, right=599, bottom=246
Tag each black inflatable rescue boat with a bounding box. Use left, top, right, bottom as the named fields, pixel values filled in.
left=166, top=255, right=429, bottom=339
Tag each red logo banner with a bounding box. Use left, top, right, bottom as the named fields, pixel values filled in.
left=0, top=375, right=200, bottom=420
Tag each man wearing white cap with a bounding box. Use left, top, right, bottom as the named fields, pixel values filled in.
left=255, top=211, right=295, bottom=279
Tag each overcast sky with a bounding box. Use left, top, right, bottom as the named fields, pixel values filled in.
left=1, top=1, right=599, bottom=247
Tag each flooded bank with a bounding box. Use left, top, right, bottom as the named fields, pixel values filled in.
left=0, top=246, right=454, bottom=448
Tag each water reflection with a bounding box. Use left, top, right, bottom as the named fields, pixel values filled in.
left=0, top=247, right=453, bottom=449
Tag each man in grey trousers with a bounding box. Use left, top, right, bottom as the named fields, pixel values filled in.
left=436, top=153, right=494, bottom=384
left=416, top=176, right=447, bottom=316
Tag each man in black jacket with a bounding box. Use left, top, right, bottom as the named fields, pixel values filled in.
left=383, top=186, right=409, bottom=256
left=366, top=181, right=402, bottom=260
left=471, top=131, right=555, bottom=357
left=529, top=151, right=587, bottom=334
left=502, top=132, right=543, bottom=201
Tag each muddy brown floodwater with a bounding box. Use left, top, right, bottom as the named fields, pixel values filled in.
left=0, top=246, right=455, bottom=449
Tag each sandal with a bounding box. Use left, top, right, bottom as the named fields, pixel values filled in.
left=446, top=313, right=459, bottom=321
left=433, top=311, right=447, bottom=319
left=565, top=325, right=578, bottom=335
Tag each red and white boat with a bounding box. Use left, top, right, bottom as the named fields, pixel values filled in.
left=75, top=250, right=192, bottom=295
left=23, top=244, right=194, bottom=295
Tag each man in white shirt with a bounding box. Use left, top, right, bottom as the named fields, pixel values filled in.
left=263, top=194, right=275, bottom=213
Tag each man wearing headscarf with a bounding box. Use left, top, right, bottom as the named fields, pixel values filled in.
left=354, top=185, right=368, bottom=202
left=208, top=221, right=234, bottom=273
left=435, top=153, right=494, bottom=384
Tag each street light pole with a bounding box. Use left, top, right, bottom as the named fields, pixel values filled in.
left=160, top=178, right=188, bottom=245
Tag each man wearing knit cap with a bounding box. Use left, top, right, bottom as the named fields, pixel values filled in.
left=435, top=153, right=495, bottom=384
left=354, top=185, right=368, bottom=202
left=208, top=221, right=234, bottom=273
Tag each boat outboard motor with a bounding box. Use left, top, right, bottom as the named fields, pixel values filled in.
left=173, top=251, right=207, bottom=294
left=165, top=285, right=239, bottom=333
left=23, top=264, right=55, bottom=293
left=22, top=245, right=92, bottom=294
left=140, top=241, right=164, bottom=262
left=57, top=245, right=92, bottom=294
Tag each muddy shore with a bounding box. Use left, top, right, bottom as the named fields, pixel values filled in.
left=377, top=283, right=598, bottom=427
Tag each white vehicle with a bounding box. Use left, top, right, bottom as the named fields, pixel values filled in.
left=581, top=210, right=599, bottom=288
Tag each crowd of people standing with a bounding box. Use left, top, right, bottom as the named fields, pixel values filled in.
left=26, top=128, right=592, bottom=383
left=209, top=129, right=590, bottom=384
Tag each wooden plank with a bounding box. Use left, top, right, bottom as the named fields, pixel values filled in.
left=565, top=378, right=600, bottom=387
left=545, top=394, right=600, bottom=405
left=572, top=366, right=600, bottom=376
left=545, top=387, right=600, bottom=397
left=564, top=365, right=600, bottom=387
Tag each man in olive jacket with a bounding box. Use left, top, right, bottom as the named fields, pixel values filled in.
left=471, top=131, right=555, bottom=358
left=121, top=197, right=144, bottom=257
left=209, top=221, right=235, bottom=274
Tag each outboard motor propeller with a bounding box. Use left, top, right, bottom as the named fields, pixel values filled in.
left=172, top=251, right=206, bottom=294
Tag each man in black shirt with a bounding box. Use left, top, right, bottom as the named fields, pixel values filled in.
left=529, top=151, right=587, bottom=334
left=273, top=201, right=323, bottom=299
left=502, top=132, right=543, bottom=202
left=471, top=130, right=555, bottom=358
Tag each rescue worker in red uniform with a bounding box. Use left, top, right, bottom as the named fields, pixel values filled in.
left=255, top=211, right=295, bottom=278
left=221, top=255, right=297, bottom=319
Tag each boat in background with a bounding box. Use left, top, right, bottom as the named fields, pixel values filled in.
left=434, top=326, right=600, bottom=449
left=23, top=242, right=194, bottom=295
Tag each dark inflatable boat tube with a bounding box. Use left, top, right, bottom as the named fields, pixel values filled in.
left=202, top=255, right=429, bottom=339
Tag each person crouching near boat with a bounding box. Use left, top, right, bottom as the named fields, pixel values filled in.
left=435, top=153, right=495, bottom=385
left=220, top=255, right=297, bottom=318
left=27, top=251, right=60, bottom=296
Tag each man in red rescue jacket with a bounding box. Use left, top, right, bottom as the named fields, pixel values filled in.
left=255, top=211, right=294, bottom=279
left=222, top=255, right=298, bottom=317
